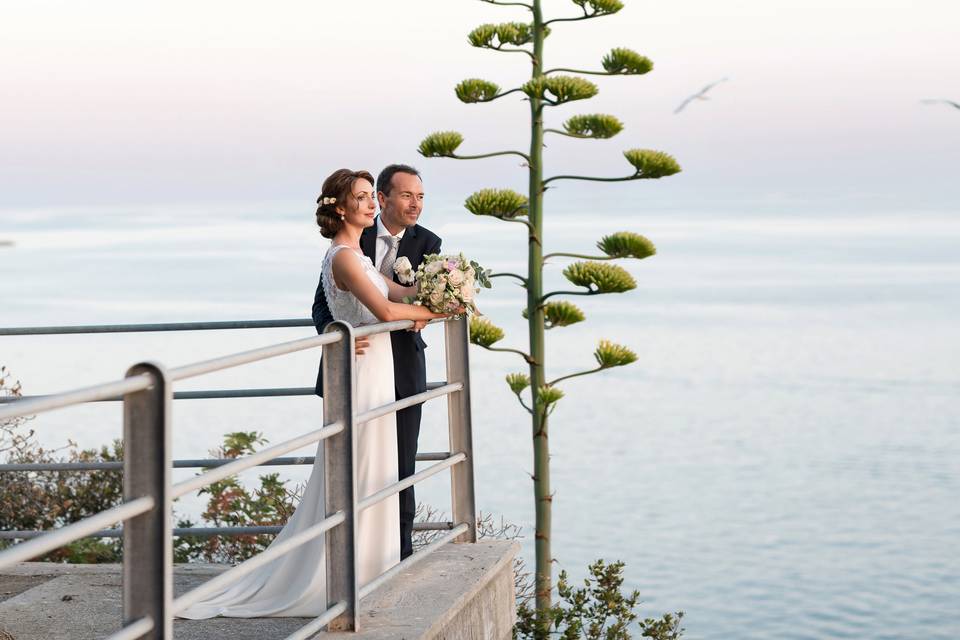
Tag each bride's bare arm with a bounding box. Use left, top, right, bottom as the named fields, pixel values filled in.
left=332, top=251, right=444, bottom=322
left=380, top=275, right=417, bottom=303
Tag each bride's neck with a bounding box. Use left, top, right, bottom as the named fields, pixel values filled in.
left=333, top=222, right=364, bottom=248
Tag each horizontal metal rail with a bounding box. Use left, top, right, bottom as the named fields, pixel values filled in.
left=0, top=374, right=151, bottom=422
left=0, top=316, right=447, bottom=337
left=2, top=381, right=448, bottom=404
left=356, top=382, right=462, bottom=425
left=0, top=451, right=452, bottom=473
left=358, top=453, right=467, bottom=513
left=103, top=616, right=155, bottom=640
left=0, top=318, right=316, bottom=335
left=171, top=510, right=346, bottom=615
left=285, top=601, right=348, bottom=640
left=0, top=496, right=154, bottom=570
left=169, top=333, right=342, bottom=381
left=0, top=521, right=456, bottom=540
left=358, top=523, right=469, bottom=599
left=171, top=422, right=344, bottom=499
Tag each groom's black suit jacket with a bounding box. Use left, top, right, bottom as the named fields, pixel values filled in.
left=311, top=221, right=442, bottom=399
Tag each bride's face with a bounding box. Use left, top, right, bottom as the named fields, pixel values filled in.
left=339, top=178, right=377, bottom=229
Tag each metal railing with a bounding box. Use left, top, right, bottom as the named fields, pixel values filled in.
left=0, top=316, right=476, bottom=638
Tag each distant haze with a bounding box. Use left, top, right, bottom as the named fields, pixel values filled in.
left=1, top=0, right=958, bottom=212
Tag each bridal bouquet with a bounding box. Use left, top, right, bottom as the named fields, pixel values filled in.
left=396, top=253, right=491, bottom=314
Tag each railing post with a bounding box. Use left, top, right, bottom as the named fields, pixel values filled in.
left=445, top=316, right=477, bottom=543
left=323, top=321, right=359, bottom=631
left=122, top=362, right=172, bottom=639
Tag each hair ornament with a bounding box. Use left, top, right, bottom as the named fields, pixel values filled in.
left=320, top=196, right=337, bottom=205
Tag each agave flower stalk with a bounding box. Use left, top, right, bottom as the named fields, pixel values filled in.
left=419, top=0, right=680, bottom=631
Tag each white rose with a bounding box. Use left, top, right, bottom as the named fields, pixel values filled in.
left=425, top=260, right=443, bottom=275
left=461, top=286, right=474, bottom=302
left=447, top=268, right=465, bottom=286
left=393, top=257, right=415, bottom=284
left=429, top=289, right=444, bottom=306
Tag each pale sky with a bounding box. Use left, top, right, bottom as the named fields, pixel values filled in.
left=1, top=0, right=958, bottom=212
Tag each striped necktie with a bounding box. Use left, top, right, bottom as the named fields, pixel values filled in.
left=379, top=235, right=400, bottom=279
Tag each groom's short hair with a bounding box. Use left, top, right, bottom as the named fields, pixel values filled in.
left=377, top=164, right=421, bottom=196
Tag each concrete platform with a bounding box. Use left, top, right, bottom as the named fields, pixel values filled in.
left=0, top=541, right=518, bottom=639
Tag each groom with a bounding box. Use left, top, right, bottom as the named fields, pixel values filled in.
left=312, top=163, right=442, bottom=560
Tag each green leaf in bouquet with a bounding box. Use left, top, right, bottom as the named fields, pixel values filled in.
left=470, top=260, right=493, bottom=288
left=469, top=316, right=504, bottom=348
left=506, top=372, right=531, bottom=394
left=597, top=231, right=656, bottom=259
left=623, top=148, right=682, bottom=178
left=594, top=340, right=638, bottom=368
left=601, top=47, right=653, bottom=75
left=563, top=261, right=636, bottom=293
left=418, top=131, right=465, bottom=158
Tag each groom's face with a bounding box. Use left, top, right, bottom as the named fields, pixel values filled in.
left=379, top=172, right=424, bottom=230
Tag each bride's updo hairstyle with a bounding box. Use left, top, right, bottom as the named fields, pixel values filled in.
left=315, top=168, right=375, bottom=239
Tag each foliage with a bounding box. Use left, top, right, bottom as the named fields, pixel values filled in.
left=514, top=560, right=684, bottom=640
left=0, top=366, right=33, bottom=442
left=0, top=376, right=298, bottom=566
left=0, top=370, right=125, bottom=561
left=173, top=431, right=299, bottom=564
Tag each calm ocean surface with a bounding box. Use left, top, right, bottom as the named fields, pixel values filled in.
left=1, top=201, right=958, bottom=638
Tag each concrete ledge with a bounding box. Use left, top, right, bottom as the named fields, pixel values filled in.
left=0, top=540, right=518, bottom=640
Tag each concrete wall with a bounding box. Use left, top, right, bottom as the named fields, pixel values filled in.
left=0, top=540, right=519, bottom=640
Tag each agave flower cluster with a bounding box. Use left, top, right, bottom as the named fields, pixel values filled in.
left=409, top=253, right=491, bottom=315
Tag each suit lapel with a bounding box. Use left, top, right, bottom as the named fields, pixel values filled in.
left=360, top=224, right=377, bottom=264
left=397, top=224, right=420, bottom=268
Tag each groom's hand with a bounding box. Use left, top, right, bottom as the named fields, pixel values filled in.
left=408, top=320, right=428, bottom=332
left=355, top=336, right=370, bottom=355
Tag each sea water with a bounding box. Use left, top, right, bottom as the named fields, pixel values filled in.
left=1, top=201, right=958, bottom=638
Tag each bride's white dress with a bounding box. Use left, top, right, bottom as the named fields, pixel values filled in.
left=178, top=244, right=400, bottom=619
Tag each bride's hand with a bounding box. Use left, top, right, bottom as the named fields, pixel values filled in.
left=407, top=319, right=429, bottom=332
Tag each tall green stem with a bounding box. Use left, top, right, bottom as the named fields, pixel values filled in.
left=529, top=0, right=552, bottom=629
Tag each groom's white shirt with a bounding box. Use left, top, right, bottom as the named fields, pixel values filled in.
left=375, top=215, right=406, bottom=270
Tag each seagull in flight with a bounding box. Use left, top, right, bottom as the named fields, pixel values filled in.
left=921, top=99, right=960, bottom=110
left=674, top=78, right=729, bottom=114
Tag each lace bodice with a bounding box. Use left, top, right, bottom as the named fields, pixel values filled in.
left=322, top=244, right=389, bottom=327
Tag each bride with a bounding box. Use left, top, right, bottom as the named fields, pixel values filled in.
left=178, top=169, right=446, bottom=619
